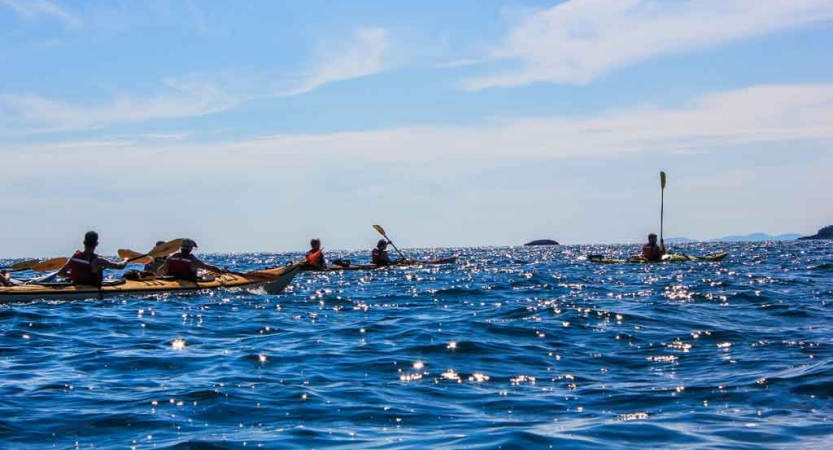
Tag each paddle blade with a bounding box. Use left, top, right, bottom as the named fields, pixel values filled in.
left=660, top=171, right=667, bottom=189
left=9, top=259, right=39, bottom=271
left=148, top=238, right=183, bottom=258
left=118, top=249, right=153, bottom=265
left=31, top=257, right=68, bottom=272
left=372, top=224, right=387, bottom=237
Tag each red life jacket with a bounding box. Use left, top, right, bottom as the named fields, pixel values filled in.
left=166, top=252, right=197, bottom=280
left=69, top=250, right=102, bottom=286
left=305, top=249, right=323, bottom=266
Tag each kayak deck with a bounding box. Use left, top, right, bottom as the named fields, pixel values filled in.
left=303, top=256, right=459, bottom=272
left=588, top=252, right=729, bottom=264
left=0, top=263, right=302, bottom=303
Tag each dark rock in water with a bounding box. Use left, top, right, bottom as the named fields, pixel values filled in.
left=524, top=239, right=559, bottom=246
left=798, top=225, right=833, bottom=240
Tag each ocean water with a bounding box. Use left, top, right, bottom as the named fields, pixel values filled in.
left=1, top=241, right=831, bottom=449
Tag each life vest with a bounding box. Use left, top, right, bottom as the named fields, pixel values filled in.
left=372, top=248, right=390, bottom=266
left=166, top=252, right=197, bottom=280
left=305, top=249, right=323, bottom=266
left=69, top=250, right=102, bottom=286
left=642, top=244, right=658, bottom=261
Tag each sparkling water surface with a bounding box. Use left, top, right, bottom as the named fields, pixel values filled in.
left=1, top=241, right=831, bottom=449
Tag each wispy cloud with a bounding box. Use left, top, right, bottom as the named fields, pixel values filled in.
left=464, top=0, right=833, bottom=90
left=0, top=0, right=82, bottom=29
left=0, top=78, right=237, bottom=131
left=281, top=27, right=389, bottom=96
left=0, top=26, right=390, bottom=132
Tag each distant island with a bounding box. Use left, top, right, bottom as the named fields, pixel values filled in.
left=524, top=239, right=559, bottom=246
left=798, top=225, right=833, bottom=240
left=666, top=233, right=803, bottom=243
left=711, top=233, right=803, bottom=242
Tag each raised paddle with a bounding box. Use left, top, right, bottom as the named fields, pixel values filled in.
left=372, top=224, right=406, bottom=260
left=120, top=238, right=184, bottom=264
left=660, top=171, right=667, bottom=246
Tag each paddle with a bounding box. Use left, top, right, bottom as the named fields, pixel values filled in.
left=120, top=238, right=184, bottom=264
left=1, top=259, right=39, bottom=272
left=372, top=224, right=406, bottom=260
left=30, top=257, right=68, bottom=272
left=117, top=249, right=154, bottom=265
left=1, top=258, right=67, bottom=273
left=660, top=171, right=667, bottom=249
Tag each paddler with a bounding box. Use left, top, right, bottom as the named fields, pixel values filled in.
left=641, top=233, right=666, bottom=262
left=57, top=231, right=130, bottom=286
left=143, top=241, right=168, bottom=273
left=371, top=239, right=394, bottom=266
left=155, top=238, right=226, bottom=281
left=304, top=238, right=326, bottom=270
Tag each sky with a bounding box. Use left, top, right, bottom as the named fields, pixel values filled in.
left=1, top=0, right=832, bottom=258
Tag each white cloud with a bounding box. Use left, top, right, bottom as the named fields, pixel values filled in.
left=0, top=0, right=82, bottom=29
left=0, top=78, right=238, bottom=131
left=281, top=27, right=389, bottom=96
left=5, top=83, right=832, bottom=163
left=465, top=0, right=833, bottom=89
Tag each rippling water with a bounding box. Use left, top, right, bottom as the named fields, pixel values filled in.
left=1, top=241, right=831, bottom=449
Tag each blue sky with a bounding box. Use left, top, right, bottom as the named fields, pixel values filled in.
left=1, top=0, right=832, bottom=258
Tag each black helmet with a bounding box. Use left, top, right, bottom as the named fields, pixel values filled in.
left=377, top=239, right=388, bottom=249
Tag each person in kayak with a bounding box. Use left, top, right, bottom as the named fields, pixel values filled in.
left=304, top=238, right=326, bottom=270
left=57, top=231, right=130, bottom=286
left=143, top=241, right=168, bottom=274
left=372, top=239, right=395, bottom=266
left=155, top=238, right=226, bottom=281
left=641, top=233, right=666, bottom=262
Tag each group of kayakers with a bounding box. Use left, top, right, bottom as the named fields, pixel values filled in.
left=0, top=231, right=227, bottom=288
left=2, top=229, right=666, bottom=287
left=302, top=238, right=401, bottom=270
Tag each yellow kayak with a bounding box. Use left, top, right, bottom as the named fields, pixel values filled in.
left=588, top=252, right=729, bottom=264
left=0, top=263, right=302, bottom=303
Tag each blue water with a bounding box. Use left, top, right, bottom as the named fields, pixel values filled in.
left=1, top=241, right=831, bottom=449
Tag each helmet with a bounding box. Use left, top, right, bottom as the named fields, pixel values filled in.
left=181, top=238, right=198, bottom=250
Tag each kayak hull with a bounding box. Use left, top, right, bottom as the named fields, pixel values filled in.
left=303, top=256, right=459, bottom=272
left=0, top=263, right=301, bottom=303
left=588, top=252, right=729, bottom=264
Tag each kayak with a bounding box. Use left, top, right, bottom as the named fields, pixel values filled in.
left=0, top=263, right=302, bottom=303
left=303, top=256, right=459, bottom=272
left=588, top=252, right=729, bottom=264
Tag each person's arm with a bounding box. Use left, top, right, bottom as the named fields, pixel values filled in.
left=194, top=256, right=226, bottom=274
left=94, top=257, right=129, bottom=272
